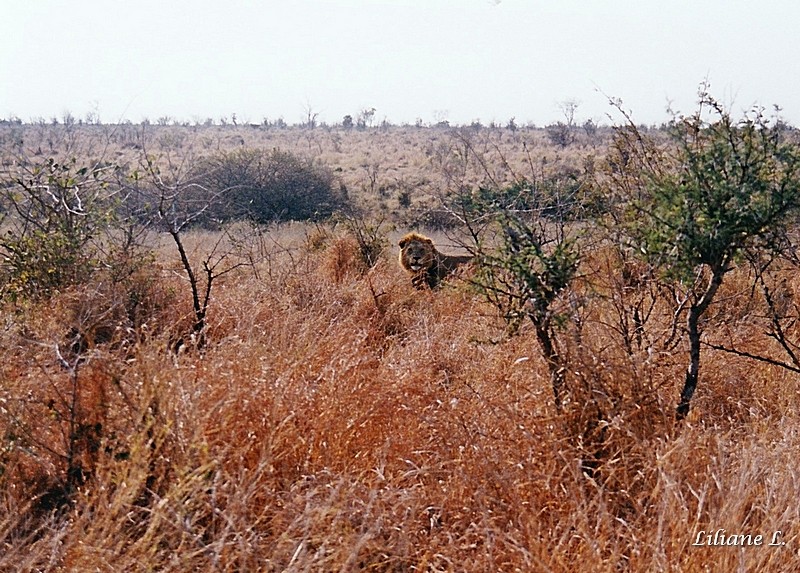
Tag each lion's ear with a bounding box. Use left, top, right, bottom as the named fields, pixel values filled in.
left=424, top=237, right=434, bottom=245
left=399, top=237, right=408, bottom=248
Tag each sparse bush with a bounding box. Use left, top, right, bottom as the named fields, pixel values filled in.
left=340, top=214, right=389, bottom=270
left=451, top=170, right=589, bottom=223
left=545, top=121, right=574, bottom=147
left=129, top=142, right=259, bottom=348
left=397, top=188, right=412, bottom=209
left=318, top=215, right=390, bottom=282
left=0, top=156, right=121, bottom=300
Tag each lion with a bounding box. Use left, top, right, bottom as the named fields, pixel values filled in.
left=398, top=232, right=473, bottom=289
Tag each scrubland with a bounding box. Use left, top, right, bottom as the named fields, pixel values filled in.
left=2, top=120, right=602, bottom=221
left=1, top=121, right=800, bottom=572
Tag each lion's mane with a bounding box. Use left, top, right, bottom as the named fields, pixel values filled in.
left=398, top=232, right=472, bottom=289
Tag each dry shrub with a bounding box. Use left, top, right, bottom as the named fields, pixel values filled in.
left=2, top=228, right=800, bottom=572
left=322, top=235, right=368, bottom=283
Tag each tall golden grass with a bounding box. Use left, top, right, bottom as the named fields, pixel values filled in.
left=2, top=227, right=799, bottom=572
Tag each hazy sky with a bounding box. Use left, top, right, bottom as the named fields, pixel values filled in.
left=2, top=0, right=799, bottom=126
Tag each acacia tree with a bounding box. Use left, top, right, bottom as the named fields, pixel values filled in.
left=451, top=182, right=581, bottom=410
left=608, top=88, right=800, bottom=419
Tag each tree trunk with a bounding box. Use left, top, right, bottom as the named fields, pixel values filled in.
left=677, top=305, right=702, bottom=419
left=535, top=320, right=565, bottom=411
left=676, top=267, right=725, bottom=420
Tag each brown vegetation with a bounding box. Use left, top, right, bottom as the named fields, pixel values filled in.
left=1, top=119, right=800, bottom=571
left=0, top=227, right=798, bottom=571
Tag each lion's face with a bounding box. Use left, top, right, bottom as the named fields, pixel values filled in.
left=399, top=235, right=436, bottom=273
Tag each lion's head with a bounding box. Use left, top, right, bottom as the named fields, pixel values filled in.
left=399, top=232, right=472, bottom=289
left=398, top=233, right=436, bottom=273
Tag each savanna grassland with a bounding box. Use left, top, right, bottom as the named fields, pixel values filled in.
left=2, top=114, right=800, bottom=572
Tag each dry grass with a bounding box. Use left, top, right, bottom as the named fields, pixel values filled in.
left=2, top=226, right=800, bottom=572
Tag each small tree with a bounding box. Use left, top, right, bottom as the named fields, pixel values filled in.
left=545, top=99, right=580, bottom=147
left=608, top=87, right=800, bottom=419
left=303, top=102, right=319, bottom=129
left=357, top=107, right=376, bottom=129
left=452, top=183, right=580, bottom=410
left=129, top=133, right=246, bottom=348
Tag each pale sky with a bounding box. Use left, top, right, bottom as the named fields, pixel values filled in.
left=2, top=0, right=799, bottom=126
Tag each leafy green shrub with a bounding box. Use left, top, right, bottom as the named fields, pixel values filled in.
left=0, top=157, right=119, bottom=300
left=449, top=169, right=590, bottom=224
